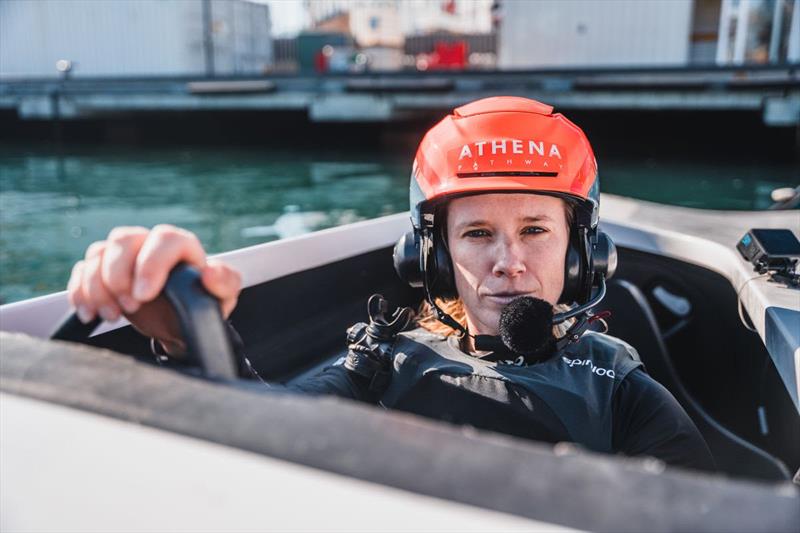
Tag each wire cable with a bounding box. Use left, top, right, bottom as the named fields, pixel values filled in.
left=736, top=273, right=770, bottom=333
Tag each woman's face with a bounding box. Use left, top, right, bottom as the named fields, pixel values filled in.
left=446, top=193, right=570, bottom=336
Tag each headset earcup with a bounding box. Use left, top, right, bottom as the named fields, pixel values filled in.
left=430, top=231, right=458, bottom=299
left=560, top=230, right=617, bottom=304
left=393, top=231, right=423, bottom=288
left=592, top=232, right=617, bottom=280
left=560, top=237, right=583, bottom=304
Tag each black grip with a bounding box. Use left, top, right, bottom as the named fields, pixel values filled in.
left=162, top=264, right=237, bottom=381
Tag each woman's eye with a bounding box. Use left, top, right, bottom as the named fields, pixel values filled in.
left=464, top=229, right=490, bottom=238
left=522, top=226, right=545, bottom=235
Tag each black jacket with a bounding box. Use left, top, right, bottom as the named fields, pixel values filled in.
left=290, top=327, right=716, bottom=472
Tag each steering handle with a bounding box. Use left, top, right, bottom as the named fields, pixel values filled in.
left=51, top=263, right=238, bottom=381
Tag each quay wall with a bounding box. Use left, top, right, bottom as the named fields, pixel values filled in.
left=1, top=67, right=797, bottom=127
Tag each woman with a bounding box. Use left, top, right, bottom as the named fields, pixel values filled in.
left=66, top=97, right=715, bottom=470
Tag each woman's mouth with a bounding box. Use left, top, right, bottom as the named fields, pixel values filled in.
left=484, top=292, right=532, bottom=306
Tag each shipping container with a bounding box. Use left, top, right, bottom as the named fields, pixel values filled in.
left=0, top=0, right=272, bottom=78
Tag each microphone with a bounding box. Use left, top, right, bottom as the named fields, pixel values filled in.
left=498, top=296, right=556, bottom=359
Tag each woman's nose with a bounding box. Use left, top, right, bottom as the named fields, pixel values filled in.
left=491, top=239, right=526, bottom=277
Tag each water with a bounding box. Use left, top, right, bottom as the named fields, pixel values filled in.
left=0, top=143, right=797, bottom=304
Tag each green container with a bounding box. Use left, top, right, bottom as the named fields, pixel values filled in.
left=297, top=32, right=350, bottom=73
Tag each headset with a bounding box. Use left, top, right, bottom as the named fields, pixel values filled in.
left=393, top=196, right=617, bottom=328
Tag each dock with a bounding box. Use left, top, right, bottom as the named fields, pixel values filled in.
left=1, top=65, right=798, bottom=126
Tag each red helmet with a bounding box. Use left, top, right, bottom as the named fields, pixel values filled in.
left=396, top=96, right=614, bottom=311
left=410, top=96, right=599, bottom=231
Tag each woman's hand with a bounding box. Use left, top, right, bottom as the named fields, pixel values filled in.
left=66, top=225, right=241, bottom=355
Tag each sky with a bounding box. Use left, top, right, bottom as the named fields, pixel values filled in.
left=256, top=0, right=308, bottom=37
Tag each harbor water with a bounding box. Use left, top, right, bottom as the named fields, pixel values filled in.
left=1, top=142, right=797, bottom=304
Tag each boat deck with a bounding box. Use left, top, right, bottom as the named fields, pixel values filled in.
left=601, top=194, right=800, bottom=412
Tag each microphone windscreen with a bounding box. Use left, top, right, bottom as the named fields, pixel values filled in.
left=499, top=296, right=556, bottom=359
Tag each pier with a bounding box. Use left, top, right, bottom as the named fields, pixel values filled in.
left=2, top=65, right=798, bottom=126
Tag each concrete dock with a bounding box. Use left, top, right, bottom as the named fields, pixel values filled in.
left=1, top=65, right=798, bottom=126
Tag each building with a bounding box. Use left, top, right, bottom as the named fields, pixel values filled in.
left=498, top=0, right=799, bottom=68
left=0, top=0, right=273, bottom=78
left=716, top=0, right=800, bottom=64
